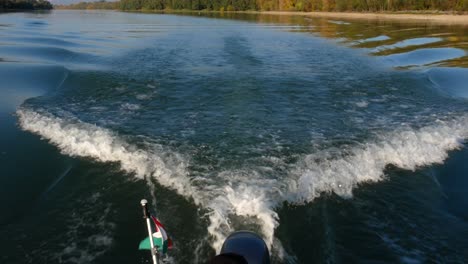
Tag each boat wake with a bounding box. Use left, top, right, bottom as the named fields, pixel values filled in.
left=17, top=108, right=468, bottom=257
left=287, top=118, right=468, bottom=203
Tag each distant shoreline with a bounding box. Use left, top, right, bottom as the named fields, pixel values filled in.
left=0, top=9, right=52, bottom=12
left=169, top=10, right=468, bottom=26
left=54, top=8, right=468, bottom=25
left=244, top=11, right=468, bottom=25
left=141, top=10, right=468, bottom=26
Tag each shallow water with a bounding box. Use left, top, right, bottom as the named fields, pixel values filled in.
left=0, top=10, right=467, bottom=263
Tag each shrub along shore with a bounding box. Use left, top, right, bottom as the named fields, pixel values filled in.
left=0, top=0, right=53, bottom=11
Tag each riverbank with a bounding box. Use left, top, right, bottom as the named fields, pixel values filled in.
left=123, top=9, right=468, bottom=26
left=244, top=11, right=468, bottom=25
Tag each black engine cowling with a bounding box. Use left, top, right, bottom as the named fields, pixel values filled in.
left=210, top=231, right=270, bottom=264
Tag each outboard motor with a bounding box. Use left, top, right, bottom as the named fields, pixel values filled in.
left=210, top=231, right=270, bottom=264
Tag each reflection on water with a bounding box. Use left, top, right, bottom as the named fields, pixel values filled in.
left=383, top=47, right=466, bottom=68
left=359, top=35, right=391, bottom=42
left=371, top=37, right=443, bottom=53
left=186, top=12, right=468, bottom=99
left=1, top=11, right=466, bottom=70
left=189, top=12, right=467, bottom=69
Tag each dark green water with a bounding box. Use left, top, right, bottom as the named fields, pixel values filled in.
left=1, top=10, right=468, bottom=263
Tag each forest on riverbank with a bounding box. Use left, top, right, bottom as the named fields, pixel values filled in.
left=55, top=0, right=117, bottom=9
left=0, top=0, right=53, bottom=10
left=57, top=0, right=468, bottom=12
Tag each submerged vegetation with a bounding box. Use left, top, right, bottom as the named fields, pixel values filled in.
left=0, top=0, right=53, bottom=10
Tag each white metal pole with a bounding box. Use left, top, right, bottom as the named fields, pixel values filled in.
left=141, top=199, right=158, bottom=264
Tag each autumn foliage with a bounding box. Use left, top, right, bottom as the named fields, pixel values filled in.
left=58, top=0, right=468, bottom=12
left=120, top=0, right=468, bottom=11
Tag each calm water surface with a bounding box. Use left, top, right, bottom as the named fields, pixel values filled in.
left=0, top=10, right=467, bottom=264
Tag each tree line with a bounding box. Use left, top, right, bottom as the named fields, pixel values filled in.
left=55, top=0, right=117, bottom=9
left=0, top=0, right=53, bottom=10
left=59, top=0, right=468, bottom=12
left=120, top=0, right=467, bottom=11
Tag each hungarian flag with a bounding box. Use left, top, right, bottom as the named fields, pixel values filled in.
left=139, top=216, right=173, bottom=254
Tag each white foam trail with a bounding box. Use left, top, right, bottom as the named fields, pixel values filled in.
left=17, top=108, right=468, bottom=258
left=17, top=108, right=278, bottom=252
left=17, top=108, right=197, bottom=202
left=287, top=117, right=468, bottom=203
left=206, top=184, right=279, bottom=251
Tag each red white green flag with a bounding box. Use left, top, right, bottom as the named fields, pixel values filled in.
left=139, top=216, right=173, bottom=254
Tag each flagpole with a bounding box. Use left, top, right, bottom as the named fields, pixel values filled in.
left=141, top=199, right=159, bottom=264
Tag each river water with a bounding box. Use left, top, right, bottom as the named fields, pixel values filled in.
left=0, top=10, right=467, bottom=263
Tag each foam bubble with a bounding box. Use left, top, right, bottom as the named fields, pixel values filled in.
left=114, top=86, right=126, bottom=92
left=355, top=100, right=369, bottom=108
left=120, top=103, right=140, bottom=111
left=136, top=93, right=152, bottom=100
